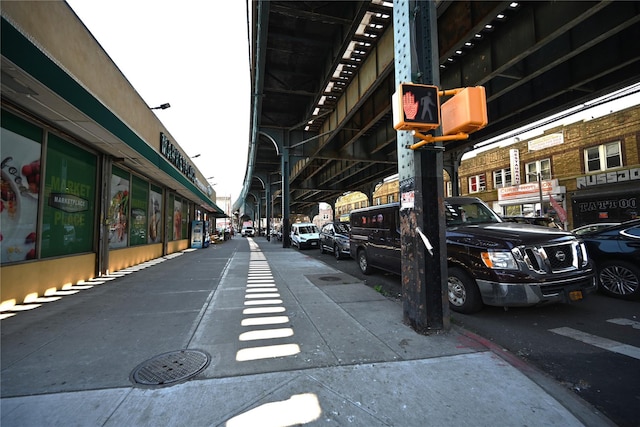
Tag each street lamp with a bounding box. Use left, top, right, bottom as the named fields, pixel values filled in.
left=150, top=103, right=171, bottom=110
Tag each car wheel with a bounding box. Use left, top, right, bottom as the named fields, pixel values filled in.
left=597, top=261, right=640, bottom=300
left=320, top=242, right=326, bottom=254
left=357, top=248, right=371, bottom=275
left=334, top=244, right=342, bottom=260
left=448, top=267, right=483, bottom=313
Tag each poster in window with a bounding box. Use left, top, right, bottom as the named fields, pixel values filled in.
left=1, top=127, right=41, bottom=263
left=148, top=186, right=162, bottom=243
left=173, top=198, right=182, bottom=240
left=108, top=168, right=129, bottom=248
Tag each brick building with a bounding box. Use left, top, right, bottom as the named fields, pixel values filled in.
left=334, top=105, right=640, bottom=229
left=458, top=105, right=639, bottom=228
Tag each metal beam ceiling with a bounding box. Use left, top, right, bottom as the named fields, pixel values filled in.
left=244, top=1, right=640, bottom=216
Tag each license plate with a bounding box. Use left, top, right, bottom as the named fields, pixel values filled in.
left=311, top=242, right=317, bottom=246
left=569, top=290, right=583, bottom=301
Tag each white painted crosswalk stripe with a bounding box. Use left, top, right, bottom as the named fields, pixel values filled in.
left=549, top=326, right=640, bottom=360
left=607, top=318, right=640, bottom=330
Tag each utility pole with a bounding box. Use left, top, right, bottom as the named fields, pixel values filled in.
left=394, top=0, right=450, bottom=332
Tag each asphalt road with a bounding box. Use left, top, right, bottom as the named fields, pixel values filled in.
left=297, top=244, right=640, bottom=427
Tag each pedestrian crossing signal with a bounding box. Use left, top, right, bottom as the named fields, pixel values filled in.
left=393, top=83, right=440, bottom=131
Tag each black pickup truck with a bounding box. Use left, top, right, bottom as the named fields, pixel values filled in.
left=349, top=197, right=596, bottom=313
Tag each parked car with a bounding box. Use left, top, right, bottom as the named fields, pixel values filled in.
left=241, top=226, right=255, bottom=237
left=580, top=219, right=640, bottom=300
left=270, top=228, right=283, bottom=241
left=290, top=223, right=320, bottom=249
left=572, top=222, right=621, bottom=236
left=319, top=222, right=351, bottom=259
left=502, top=216, right=562, bottom=229
left=349, top=197, right=595, bottom=313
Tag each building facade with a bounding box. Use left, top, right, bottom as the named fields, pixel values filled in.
left=459, top=105, right=639, bottom=228
left=334, top=105, right=639, bottom=229
left=1, top=3, right=224, bottom=309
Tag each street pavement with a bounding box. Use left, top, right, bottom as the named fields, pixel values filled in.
left=0, top=236, right=614, bottom=426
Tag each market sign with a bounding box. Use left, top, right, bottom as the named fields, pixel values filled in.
left=160, top=132, right=196, bottom=183
left=48, top=193, right=89, bottom=213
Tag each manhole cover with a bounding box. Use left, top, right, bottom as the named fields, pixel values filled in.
left=130, top=349, right=210, bottom=388
left=319, top=276, right=341, bottom=282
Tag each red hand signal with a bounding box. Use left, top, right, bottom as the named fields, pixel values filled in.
left=403, top=91, right=419, bottom=119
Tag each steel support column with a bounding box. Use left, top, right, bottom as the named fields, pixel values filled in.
left=265, top=174, right=272, bottom=240
left=394, top=0, right=449, bottom=333
left=281, top=143, right=291, bottom=248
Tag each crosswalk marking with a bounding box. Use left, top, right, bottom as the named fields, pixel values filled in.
left=549, top=326, right=640, bottom=360
left=607, top=318, right=640, bottom=330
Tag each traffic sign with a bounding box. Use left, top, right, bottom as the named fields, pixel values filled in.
left=393, top=83, right=440, bottom=131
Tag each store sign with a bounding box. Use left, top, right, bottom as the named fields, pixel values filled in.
left=160, top=132, right=196, bottom=183
left=498, top=179, right=558, bottom=201
left=528, top=133, right=563, bottom=151
left=576, top=167, right=640, bottom=189
left=510, top=149, right=520, bottom=185
left=48, top=193, right=89, bottom=213
left=577, top=197, right=637, bottom=213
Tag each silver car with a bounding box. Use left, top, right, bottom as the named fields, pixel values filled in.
left=319, top=222, right=351, bottom=259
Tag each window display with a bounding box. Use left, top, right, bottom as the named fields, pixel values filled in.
left=1, top=112, right=42, bottom=263
left=41, top=134, right=96, bottom=258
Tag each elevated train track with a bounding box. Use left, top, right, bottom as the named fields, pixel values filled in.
left=239, top=0, right=640, bottom=219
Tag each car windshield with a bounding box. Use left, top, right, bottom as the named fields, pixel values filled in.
left=298, top=226, right=318, bottom=234
left=445, top=200, right=502, bottom=226
left=335, top=223, right=350, bottom=234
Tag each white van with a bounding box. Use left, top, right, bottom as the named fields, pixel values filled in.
left=290, top=223, right=320, bottom=249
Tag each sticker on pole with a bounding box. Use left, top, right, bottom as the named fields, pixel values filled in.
left=401, top=191, right=415, bottom=210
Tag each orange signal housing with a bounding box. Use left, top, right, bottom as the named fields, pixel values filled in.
left=440, top=86, right=488, bottom=136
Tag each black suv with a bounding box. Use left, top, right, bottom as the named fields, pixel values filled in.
left=349, top=197, right=595, bottom=313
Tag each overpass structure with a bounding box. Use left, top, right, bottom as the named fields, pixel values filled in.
left=234, top=0, right=640, bottom=229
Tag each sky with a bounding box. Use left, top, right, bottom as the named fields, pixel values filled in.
left=65, top=0, right=252, bottom=202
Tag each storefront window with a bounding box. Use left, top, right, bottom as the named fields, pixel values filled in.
left=42, top=134, right=97, bottom=257
left=182, top=200, right=189, bottom=238
left=130, top=175, right=148, bottom=246
left=1, top=110, right=43, bottom=263
left=148, top=185, right=162, bottom=243
left=173, top=197, right=183, bottom=240
left=167, top=193, right=174, bottom=241
left=108, top=167, right=130, bottom=249
left=573, top=194, right=638, bottom=225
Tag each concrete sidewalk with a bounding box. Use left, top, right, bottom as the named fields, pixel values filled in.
left=1, top=237, right=612, bottom=426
